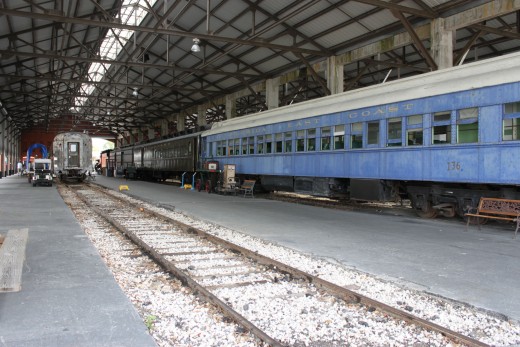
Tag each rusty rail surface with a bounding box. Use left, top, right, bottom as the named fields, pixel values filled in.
left=73, top=183, right=488, bottom=347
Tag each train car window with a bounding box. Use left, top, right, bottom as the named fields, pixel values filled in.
left=257, top=135, right=264, bottom=154
left=503, top=102, right=520, bottom=141
left=503, top=118, right=520, bottom=141
left=432, top=111, right=452, bottom=144
left=275, top=133, right=283, bottom=153
left=457, top=107, right=478, bottom=143
left=284, top=132, right=293, bottom=152
left=321, top=127, right=331, bottom=150
left=307, top=129, right=316, bottom=151
left=351, top=122, right=363, bottom=149
left=333, top=125, right=345, bottom=150
left=505, top=101, right=520, bottom=114
left=296, top=130, right=305, bottom=152
left=225, top=142, right=231, bottom=156
left=387, top=118, right=402, bottom=147
left=266, top=134, right=273, bottom=153
left=367, top=121, right=379, bottom=146
left=234, top=139, right=240, bottom=155
left=241, top=138, right=248, bottom=155
left=248, top=137, right=254, bottom=154
left=218, top=141, right=227, bottom=156
left=407, top=129, right=423, bottom=146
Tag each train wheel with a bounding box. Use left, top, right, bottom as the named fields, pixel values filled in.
left=415, top=201, right=438, bottom=218
left=441, top=208, right=456, bottom=218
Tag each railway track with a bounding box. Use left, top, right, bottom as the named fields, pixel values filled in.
left=65, top=183, right=488, bottom=347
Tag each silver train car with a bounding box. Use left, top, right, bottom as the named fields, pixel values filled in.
left=52, top=132, right=92, bottom=182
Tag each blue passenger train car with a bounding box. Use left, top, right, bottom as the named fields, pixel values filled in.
left=201, top=52, right=520, bottom=218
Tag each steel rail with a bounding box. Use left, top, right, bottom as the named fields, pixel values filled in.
left=71, top=185, right=283, bottom=347
left=81, top=183, right=489, bottom=347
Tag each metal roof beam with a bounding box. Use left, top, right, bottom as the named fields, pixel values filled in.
left=0, top=49, right=259, bottom=78
left=391, top=10, right=437, bottom=70
left=0, top=7, right=330, bottom=57
left=352, top=0, right=437, bottom=18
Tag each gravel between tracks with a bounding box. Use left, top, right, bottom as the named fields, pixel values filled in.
left=63, top=186, right=520, bottom=346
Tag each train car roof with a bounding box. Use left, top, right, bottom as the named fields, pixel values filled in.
left=116, top=132, right=201, bottom=150
left=203, top=51, right=520, bottom=136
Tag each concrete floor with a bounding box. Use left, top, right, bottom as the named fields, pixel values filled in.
left=94, top=175, right=520, bottom=321
left=0, top=174, right=157, bottom=347
left=2, top=171, right=519, bottom=347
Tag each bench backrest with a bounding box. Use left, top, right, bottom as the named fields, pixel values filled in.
left=241, top=180, right=255, bottom=189
left=478, top=198, right=520, bottom=216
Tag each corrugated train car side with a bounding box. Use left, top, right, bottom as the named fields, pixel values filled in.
left=115, top=133, right=200, bottom=180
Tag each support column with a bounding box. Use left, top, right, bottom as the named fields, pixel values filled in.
left=137, top=129, right=145, bottom=142
left=327, top=56, right=344, bottom=94
left=266, top=77, right=280, bottom=109
left=0, top=117, right=4, bottom=178
left=177, top=114, right=185, bottom=132
left=160, top=119, right=169, bottom=137
left=197, top=105, right=207, bottom=129
left=8, top=131, right=13, bottom=175
left=6, top=123, right=12, bottom=176
left=1, top=119, right=7, bottom=177
left=430, top=18, right=453, bottom=69
left=225, top=95, right=236, bottom=119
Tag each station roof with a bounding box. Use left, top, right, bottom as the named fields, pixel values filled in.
left=1, top=0, right=519, bottom=136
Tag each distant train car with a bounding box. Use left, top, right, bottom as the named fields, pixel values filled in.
left=52, top=132, right=92, bottom=182
left=201, top=52, right=520, bottom=218
left=115, top=133, right=200, bottom=181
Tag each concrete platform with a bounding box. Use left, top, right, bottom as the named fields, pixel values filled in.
left=93, top=175, right=520, bottom=321
left=0, top=174, right=157, bottom=347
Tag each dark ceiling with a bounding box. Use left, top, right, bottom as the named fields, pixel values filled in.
left=1, top=0, right=519, bottom=138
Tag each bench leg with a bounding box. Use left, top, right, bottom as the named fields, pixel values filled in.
left=466, top=216, right=471, bottom=232
left=515, top=217, right=520, bottom=239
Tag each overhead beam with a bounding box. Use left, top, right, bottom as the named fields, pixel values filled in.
left=0, top=49, right=259, bottom=79
left=295, top=52, right=330, bottom=96
left=0, top=8, right=330, bottom=57
left=444, top=0, right=520, bottom=31
left=0, top=73, right=221, bottom=94
left=470, top=23, right=520, bottom=39
left=352, top=0, right=437, bottom=18
left=391, top=10, right=437, bottom=70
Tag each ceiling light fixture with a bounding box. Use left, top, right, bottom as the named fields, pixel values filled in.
left=191, top=38, right=201, bottom=53
left=132, top=88, right=139, bottom=97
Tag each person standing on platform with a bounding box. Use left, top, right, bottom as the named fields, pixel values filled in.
left=17, top=161, right=22, bottom=175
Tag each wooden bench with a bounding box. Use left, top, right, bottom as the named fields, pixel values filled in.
left=464, top=198, right=520, bottom=238
left=236, top=179, right=256, bottom=198
left=0, top=228, right=29, bottom=292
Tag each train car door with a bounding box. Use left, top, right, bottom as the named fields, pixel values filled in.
left=68, top=142, right=80, bottom=167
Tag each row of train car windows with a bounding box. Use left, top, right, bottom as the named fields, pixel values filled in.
left=211, top=103, right=520, bottom=156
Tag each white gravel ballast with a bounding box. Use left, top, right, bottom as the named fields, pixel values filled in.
left=62, top=187, right=520, bottom=347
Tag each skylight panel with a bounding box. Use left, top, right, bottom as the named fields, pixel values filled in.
left=74, top=1, right=157, bottom=111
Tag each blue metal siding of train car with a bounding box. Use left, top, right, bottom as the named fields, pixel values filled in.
left=202, top=81, right=520, bottom=185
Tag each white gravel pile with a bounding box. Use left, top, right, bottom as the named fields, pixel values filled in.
left=62, top=188, right=264, bottom=347
left=67, top=187, right=520, bottom=346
